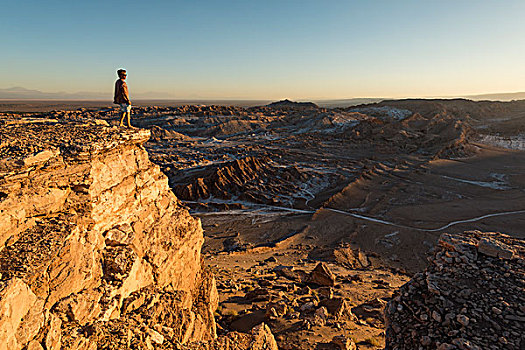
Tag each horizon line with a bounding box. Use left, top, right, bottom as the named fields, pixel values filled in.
left=3, top=87, right=525, bottom=102
left=1, top=95, right=525, bottom=102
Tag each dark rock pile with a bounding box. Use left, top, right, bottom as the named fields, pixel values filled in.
left=386, top=231, right=525, bottom=349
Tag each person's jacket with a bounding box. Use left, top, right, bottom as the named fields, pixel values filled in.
left=114, top=79, right=130, bottom=104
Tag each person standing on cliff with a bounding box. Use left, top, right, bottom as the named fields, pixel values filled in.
left=114, top=69, right=132, bottom=127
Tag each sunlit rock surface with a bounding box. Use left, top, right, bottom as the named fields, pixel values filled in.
left=0, top=117, right=217, bottom=349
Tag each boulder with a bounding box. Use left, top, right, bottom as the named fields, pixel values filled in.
left=320, top=298, right=356, bottom=321
left=331, top=335, right=357, bottom=350
left=250, top=323, right=279, bottom=350
left=265, top=301, right=288, bottom=318
left=477, top=237, right=514, bottom=259
left=274, top=265, right=308, bottom=283
left=245, top=288, right=271, bottom=302
left=308, top=262, right=336, bottom=287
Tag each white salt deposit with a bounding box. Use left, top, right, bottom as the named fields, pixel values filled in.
left=348, top=106, right=412, bottom=120
left=478, top=134, right=525, bottom=150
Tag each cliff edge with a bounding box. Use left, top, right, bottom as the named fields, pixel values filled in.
left=0, top=117, right=218, bottom=349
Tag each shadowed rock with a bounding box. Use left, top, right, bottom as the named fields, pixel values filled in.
left=385, top=231, right=525, bottom=349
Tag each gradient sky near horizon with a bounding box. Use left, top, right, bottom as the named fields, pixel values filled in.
left=2, top=0, right=525, bottom=99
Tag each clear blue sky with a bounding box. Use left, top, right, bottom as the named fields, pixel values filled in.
left=2, top=0, right=525, bottom=99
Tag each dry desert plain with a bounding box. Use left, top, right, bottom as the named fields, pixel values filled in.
left=1, top=98, right=524, bottom=349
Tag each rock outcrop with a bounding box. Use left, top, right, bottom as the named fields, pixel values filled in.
left=171, top=156, right=310, bottom=207
left=385, top=231, right=525, bottom=349
left=0, top=117, right=217, bottom=349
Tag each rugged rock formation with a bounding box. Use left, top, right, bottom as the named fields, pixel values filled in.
left=0, top=117, right=217, bottom=349
left=171, top=156, right=310, bottom=207
left=385, top=231, right=525, bottom=349
left=340, top=113, right=475, bottom=158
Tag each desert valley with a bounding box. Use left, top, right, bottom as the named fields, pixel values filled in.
left=0, top=98, right=524, bottom=349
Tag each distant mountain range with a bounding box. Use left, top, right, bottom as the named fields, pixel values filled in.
left=314, top=98, right=385, bottom=108
left=464, top=92, right=525, bottom=101
left=0, top=87, right=109, bottom=100
left=316, top=93, right=525, bottom=108
left=0, top=86, right=176, bottom=100
left=1, top=86, right=525, bottom=105
left=267, top=99, right=319, bottom=109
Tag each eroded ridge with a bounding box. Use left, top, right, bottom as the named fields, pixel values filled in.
left=0, top=117, right=218, bottom=349
left=385, top=231, right=525, bottom=350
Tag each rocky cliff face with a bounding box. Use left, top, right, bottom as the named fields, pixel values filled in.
left=0, top=117, right=217, bottom=349
left=385, top=231, right=525, bottom=349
